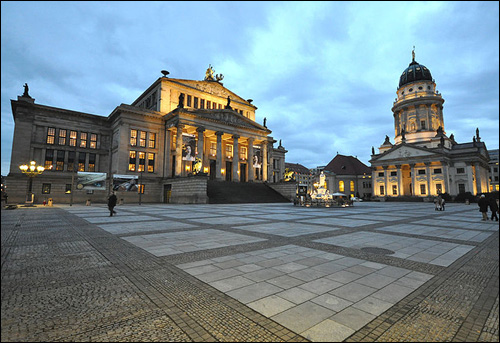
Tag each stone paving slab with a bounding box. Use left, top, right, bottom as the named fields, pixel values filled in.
left=1, top=201, right=498, bottom=342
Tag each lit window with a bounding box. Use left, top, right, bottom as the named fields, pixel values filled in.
left=90, top=133, right=97, bottom=149
left=339, top=181, right=344, bottom=192
left=210, top=142, right=217, bottom=156
left=436, top=183, right=442, bottom=194
left=88, top=153, right=96, bottom=172
left=392, top=185, right=397, bottom=195
left=80, top=132, right=87, bottom=148
left=147, top=153, right=155, bottom=173
left=47, top=127, right=56, bottom=144
left=58, top=129, right=67, bottom=145
left=42, top=184, right=51, bottom=194
left=55, top=150, right=65, bottom=171
left=78, top=152, right=86, bottom=171
left=350, top=181, right=355, bottom=192
left=139, top=131, right=146, bottom=147
left=44, top=149, right=54, bottom=169
left=148, top=132, right=156, bottom=148
left=420, top=184, right=426, bottom=195
left=240, top=146, right=247, bottom=160
left=129, top=151, right=136, bottom=171
left=380, top=185, right=385, bottom=195
left=130, top=129, right=137, bottom=146
left=69, top=131, right=77, bottom=146
left=138, top=152, right=146, bottom=172
left=226, top=144, right=233, bottom=158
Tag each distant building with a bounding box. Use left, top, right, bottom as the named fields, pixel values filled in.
left=6, top=66, right=286, bottom=204
left=489, top=149, right=499, bottom=192
left=370, top=50, right=490, bottom=198
left=321, top=154, right=372, bottom=199
left=285, top=162, right=313, bottom=190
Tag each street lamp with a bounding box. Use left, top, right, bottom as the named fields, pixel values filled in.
left=19, top=161, right=45, bottom=205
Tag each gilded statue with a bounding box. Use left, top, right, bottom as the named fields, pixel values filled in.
left=205, top=64, right=215, bottom=81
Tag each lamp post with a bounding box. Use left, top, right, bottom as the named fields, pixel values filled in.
left=19, top=161, right=45, bottom=206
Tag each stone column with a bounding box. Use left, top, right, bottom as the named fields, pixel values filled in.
left=425, top=163, right=431, bottom=196
left=262, top=141, right=268, bottom=181
left=165, top=129, right=172, bottom=178
left=474, top=162, right=482, bottom=195
left=396, top=164, right=403, bottom=196
left=410, top=163, right=416, bottom=196
left=196, top=126, right=205, bottom=160
left=247, top=138, right=254, bottom=182
left=215, top=131, right=223, bottom=180
left=443, top=163, right=450, bottom=194
left=383, top=166, right=388, bottom=196
left=175, top=124, right=184, bottom=177
left=232, top=134, right=240, bottom=182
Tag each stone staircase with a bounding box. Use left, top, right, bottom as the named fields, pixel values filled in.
left=207, top=181, right=290, bottom=204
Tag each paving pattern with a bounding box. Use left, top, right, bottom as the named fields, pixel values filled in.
left=1, top=201, right=498, bottom=342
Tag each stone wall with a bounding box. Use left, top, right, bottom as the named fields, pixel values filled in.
left=165, top=176, right=209, bottom=204
left=266, top=182, right=296, bottom=201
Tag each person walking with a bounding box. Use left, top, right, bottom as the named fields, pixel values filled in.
left=108, top=192, right=117, bottom=217
left=478, top=194, right=489, bottom=221
left=489, top=197, right=499, bottom=221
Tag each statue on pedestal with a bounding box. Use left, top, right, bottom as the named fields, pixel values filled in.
left=23, top=83, right=31, bottom=98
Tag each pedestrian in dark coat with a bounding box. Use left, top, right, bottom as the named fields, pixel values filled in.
left=489, top=197, right=499, bottom=221
left=478, top=194, right=489, bottom=221
left=108, top=192, right=117, bottom=217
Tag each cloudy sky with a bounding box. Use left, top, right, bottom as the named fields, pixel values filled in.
left=1, top=1, right=498, bottom=175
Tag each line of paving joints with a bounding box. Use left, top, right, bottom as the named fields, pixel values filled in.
left=64, top=210, right=307, bottom=342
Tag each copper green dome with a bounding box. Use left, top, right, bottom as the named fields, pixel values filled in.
left=399, top=59, right=433, bottom=88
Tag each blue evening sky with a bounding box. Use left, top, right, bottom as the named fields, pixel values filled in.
left=1, top=1, right=498, bottom=175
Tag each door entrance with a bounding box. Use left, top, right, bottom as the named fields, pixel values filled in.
left=209, top=160, right=216, bottom=180
left=225, top=161, right=232, bottom=181
left=164, top=184, right=172, bottom=203
left=240, top=163, right=247, bottom=182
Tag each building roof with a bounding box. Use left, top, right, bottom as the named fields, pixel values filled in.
left=324, top=154, right=371, bottom=175
left=285, top=162, right=310, bottom=174
left=399, top=60, right=433, bottom=88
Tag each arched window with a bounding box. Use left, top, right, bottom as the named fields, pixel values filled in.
left=350, top=181, right=355, bottom=192
left=339, top=181, right=344, bottom=193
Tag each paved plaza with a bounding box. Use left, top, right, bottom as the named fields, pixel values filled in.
left=1, top=201, right=498, bottom=342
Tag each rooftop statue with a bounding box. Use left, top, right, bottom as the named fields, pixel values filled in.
left=205, top=64, right=215, bottom=81
left=23, top=83, right=31, bottom=97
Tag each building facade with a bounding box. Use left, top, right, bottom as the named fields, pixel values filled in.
left=6, top=67, right=286, bottom=204
left=489, top=149, right=499, bottom=192
left=321, top=154, right=372, bottom=199
left=370, top=51, right=491, bottom=198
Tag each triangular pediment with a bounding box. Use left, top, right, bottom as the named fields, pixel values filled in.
left=372, top=144, right=439, bottom=162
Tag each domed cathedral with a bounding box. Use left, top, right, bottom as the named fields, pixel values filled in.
left=370, top=49, right=491, bottom=199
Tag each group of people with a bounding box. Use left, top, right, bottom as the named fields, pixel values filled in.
left=434, top=195, right=445, bottom=211
left=478, top=194, right=499, bottom=221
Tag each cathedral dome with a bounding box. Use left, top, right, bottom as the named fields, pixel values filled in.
left=398, top=60, right=433, bottom=88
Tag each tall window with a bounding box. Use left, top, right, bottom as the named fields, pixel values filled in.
left=392, top=185, right=398, bottom=195
left=420, top=184, right=426, bottom=195
left=130, top=129, right=137, bottom=146
left=138, top=152, right=146, bottom=172
left=129, top=151, right=136, bottom=171
left=90, top=133, right=97, bottom=149
left=210, top=142, right=217, bottom=156
left=225, top=144, right=233, bottom=158
left=147, top=153, right=155, bottom=173
left=194, top=97, right=199, bottom=108
left=69, top=130, right=77, bottom=146
left=207, top=100, right=211, bottom=109
left=88, top=153, right=96, bottom=172
left=421, top=120, right=426, bottom=129
left=200, top=99, right=205, bottom=109
left=380, top=185, right=385, bottom=195
left=339, top=181, right=344, bottom=193
left=436, top=183, right=442, bottom=194
left=240, top=146, right=247, bottom=160
left=350, top=181, right=355, bottom=192
left=139, top=131, right=146, bottom=147
left=55, top=150, right=65, bottom=171
left=68, top=151, right=75, bottom=171
left=458, top=183, right=466, bottom=193
left=148, top=132, right=156, bottom=148
left=58, top=129, right=67, bottom=145
left=187, top=95, right=192, bottom=107
left=80, top=132, right=87, bottom=148
left=47, top=127, right=56, bottom=144
left=44, top=149, right=54, bottom=169
left=78, top=152, right=86, bottom=171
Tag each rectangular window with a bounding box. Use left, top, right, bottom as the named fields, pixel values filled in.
left=44, top=149, right=54, bottom=170
left=380, top=185, right=385, bottom=195
left=200, top=99, right=205, bottom=109
left=378, top=172, right=384, bottom=177
left=194, top=97, right=199, bottom=108
left=139, top=131, right=146, bottom=147
left=187, top=95, right=192, bottom=107
left=88, top=153, right=96, bottom=172
left=138, top=151, right=146, bottom=172
left=90, top=133, right=97, bottom=149
left=218, top=104, right=222, bottom=109
left=418, top=169, right=426, bottom=175
left=240, top=146, right=247, bottom=160
left=67, top=151, right=75, bottom=171
left=69, top=130, right=77, bottom=146
left=147, top=153, right=155, bottom=173
left=350, top=181, right=355, bottom=192
left=390, top=171, right=397, bottom=176
left=458, top=183, right=466, bottom=194
left=434, top=168, right=442, bottom=174
left=80, top=132, right=87, bottom=148
left=421, top=121, right=426, bottom=129
left=225, top=144, right=233, bottom=158
left=436, top=183, right=443, bottom=194
left=78, top=152, right=86, bottom=171
left=65, top=184, right=72, bottom=194
left=207, top=100, right=211, bottom=109
left=58, top=129, right=67, bottom=145
left=42, top=183, right=51, bottom=194
left=47, top=127, right=56, bottom=144
left=210, top=142, right=217, bottom=156
left=392, top=185, right=398, bottom=195
left=55, top=150, right=65, bottom=171
left=138, top=184, right=145, bottom=194
left=130, top=129, right=137, bottom=146
left=148, top=132, right=156, bottom=148
left=339, top=181, right=345, bottom=193
left=456, top=167, right=465, bottom=174
left=129, top=151, right=136, bottom=171
left=420, top=184, right=426, bottom=195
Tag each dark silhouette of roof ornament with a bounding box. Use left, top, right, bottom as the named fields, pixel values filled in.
left=161, top=70, right=170, bottom=77
left=22, top=83, right=31, bottom=98
left=224, top=96, right=232, bottom=110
